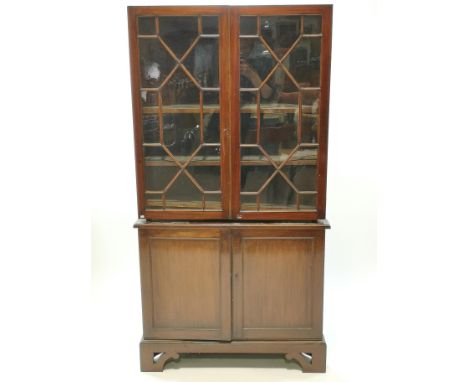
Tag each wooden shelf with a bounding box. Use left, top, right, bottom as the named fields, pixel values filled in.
left=143, top=105, right=220, bottom=114
left=142, top=104, right=319, bottom=115
left=144, top=152, right=317, bottom=167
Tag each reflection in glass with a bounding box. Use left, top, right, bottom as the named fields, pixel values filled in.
left=202, top=16, right=218, bottom=34
left=260, top=112, right=297, bottom=158
left=145, top=194, right=163, bottom=210
left=260, top=16, right=300, bottom=58
left=301, top=91, right=320, bottom=144
left=240, top=91, right=257, bottom=144
left=143, top=144, right=172, bottom=161
left=241, top=166, right=271, bottom=193
left=142, top=114, right=159, bottom=143
left=159, top=16, right=198, bottom=58
left=240, top=146, right=268, bottom=162
left=162, top=113, right=200, bottom=158
left=141, top=90, right=158, bottom=107
left=188, top=166, right=220, bottom=191
left=260, top=66, right=298, bottom=109
left=282, top=165, right=316, bottom=191
left=260, top=174, right=296, bottom=210
left=165, top=172, right=202, bottom=209
left=139, top=39, right=176, bottom=88
left=138, top=16, right=156, bottom=35
left=287, top=38, right=321, bottom=87
left=240, top=38, right=275, bottom=85
left=205, top=193, right=221, bottom=210
left=240, top=194, right=257, bottom=211
left=240, top=16, right=257, bottom=35
left=145, top=166, right=179, bottom=192
left=304, top=15, right=322, bottom=34
left=203, top=113, right=220, bottom=143
left=161, top=69, right=199, bottom=107
left=191, top=146, right=221, bottom=164
left=300, top=193, right=316, bottom=210
left=186, top=38, right=219, bottom=88
left=203, top=91, right=219, bottom=106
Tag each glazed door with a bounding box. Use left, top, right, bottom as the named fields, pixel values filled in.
left=232, top=228, right=325, bottom=340
left=139, top=228, right=231, bottom=340
left=230, top=6, right=332, bottom=220
left=128, top=7, right=230, bottom=220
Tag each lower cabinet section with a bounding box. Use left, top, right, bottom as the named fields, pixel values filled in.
left=136, top=221, right=329, bottom=372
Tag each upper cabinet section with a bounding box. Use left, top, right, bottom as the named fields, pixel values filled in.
left=128, top=6, right=332, bottom=221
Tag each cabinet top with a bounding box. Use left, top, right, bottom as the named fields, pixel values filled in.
left=134, top=219, right=330, bottom=229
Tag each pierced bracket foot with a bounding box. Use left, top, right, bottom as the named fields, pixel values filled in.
left=140, top=348, right=181, bottom=372
left=152, top=352, right=180, bottom=371
left=285, top=350, right=325, bottom=372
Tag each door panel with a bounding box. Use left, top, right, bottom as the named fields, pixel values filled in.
left=232, top=228, right=324, bottom=340
left=139, top=228, right=231, bottom=340
left=230, top=6, right=332, bottom=220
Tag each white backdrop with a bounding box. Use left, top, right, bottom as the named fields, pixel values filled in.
left=0, top=1, right=467, bottom=381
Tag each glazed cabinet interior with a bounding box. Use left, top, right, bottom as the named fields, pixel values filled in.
left=128, top=4, right=332, bottom=373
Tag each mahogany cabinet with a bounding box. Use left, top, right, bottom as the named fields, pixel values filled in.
left=128, top=4, right=332, bottom=372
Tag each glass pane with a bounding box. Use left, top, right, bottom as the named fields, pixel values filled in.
left=260, top=112, right=297, bottom=159
left=240, top=16, right=257, bottom=35
left=161, top=113, right=201, bottom=159
left=205, top=193, right=221, bottom=210
left=240, top=91, right=257, bottom=144
left=203, top=113, right=220, bottom=143
left=240, top=38, right=275, bottom=86
left=203, top=91, right=219, bottom=107
left=300, top=193, right=316, bottom=210
left=304, top=15, right=322, bottom=34
left=241, top=166, right=272, bottom=193
left=191, top=146, right=221, bottom=165
left=142, top=114, right=159, bottom=143
left=145, top=166, right=179, bottom=192
left=302, top=91, right=320, bottom=143
left=159, top=16, right=198, bottom=58
left=260, top=16, right=301, bottom=58
left=188, top=166, right=220, bottom=191
left=287, top=38, right=321, bottom=87
left=141, top=90, right=158, bottom=107
left=260, top=66, right=298, bottom=111
left=138, top=16, right=156, bottom=35
left=185, top=38, right=219, bottom=88
left=143, top=145, right=173, bottom=162
left=145, top=194, right=163, bottom=210
left=282, top=165, right=317, bottom=192
left=161, top=69, right=199, bottom=107
left=259, top=174, right=296, bottom=210
left=165, top=172, right=202, bottom=209
left=139, top=39, right=176, bottom=88
left=202, top=16, right=218, bottom=34
left=240, top=194, right=257, bottom=211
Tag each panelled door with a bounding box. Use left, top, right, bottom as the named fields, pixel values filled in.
left=139, top=227, right=231, bottom=340
left=232, top=228, right=325, bottom=340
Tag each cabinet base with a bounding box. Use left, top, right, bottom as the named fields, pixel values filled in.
left=140, top=338, right=326, bottom=372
